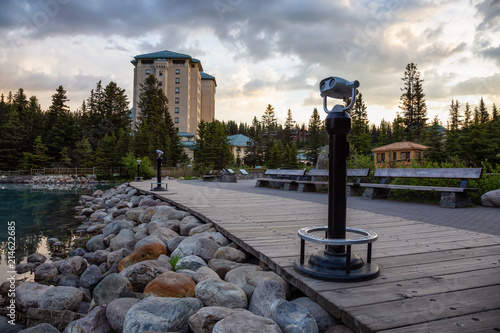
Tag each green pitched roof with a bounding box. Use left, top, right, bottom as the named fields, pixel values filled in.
left=227, top=134, right=250, bottom=147
left=134, top=50, right=192, bottom=60
left=200, top=72, right=217, bottom=86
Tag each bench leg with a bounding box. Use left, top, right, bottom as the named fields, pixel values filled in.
left=298, top=183, right=316, bottom=192
left=347, top=185, right=364, bottom=197
left=440, top=192, right=473, bottom=208
left=255, top=180, right=268, bottom=187
left=362, top=188, right=388, bottom=200
left=283, top=182, right=298, bottom=191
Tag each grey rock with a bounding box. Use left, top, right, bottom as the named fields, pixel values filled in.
left=133, top=235, right=165, bottom=250
left=163, top=219, right=184, bottom=233
left=138, top=207, right=157, bottom=223
left=175, top=255, right=207, bottom=271
left=150, top=207, right=176, bottom=224
left=270, top=299, right=318, bottom=333
left=93, top=190, right=104, bottom=197
left=86, top=234, right=106, bottom=252
left=167, top=236, right=187, bottom=252
left=27, top=253, right=47, bottom=264
left=93, top=250, right=109, bottom=265
left=291, top=297, right=339, bottom=332
left=79, top=264, right=102, bottom=289
left=208, top=232, right=230, bottom=246
left=18, top=323, right=60, bottom=333
left=194, top=266, right=221, bottom=283
left=109, top=229, right=135, bottom=251
left=212, top=311, right=283, bottom=333
left=26, top=308, right=83, bottom=332
left=87, top=223, right=105, bottom=233
left=59, top=256, right=88, bottom=276
left=123, top=296, right=203, bottom=333
left=63, top=305, right=112, bottom=333
left=481, top=189, right=500, bottom=207
left=247, top=270, right=290, bottom=299
left=107, top=249, right=126, bottom=270
left=168, top=210, right=191, bottom=221
left=38, top=286, right=83, bottom=312
left=119, top=260, right=172, bottom=292
left=102, top=220, right=134, bottom=237
left=106, top=298, right=140, bottom=333
left=15, top=282, right=52, bottom=312
left=180, top=222, right=203, bottom=236
left=213, top=246, right=246, bottom=263
left=188, top=306, right=251, bottom=333
left=248, top=280, right=286, bottom=318
left=224, top=265, right=263, bottom=298
left=125, top=208, right=144, bottom=222
left=195, top=278, right=247, bottom=309
left=138, top=198, right=157, bottom=207
left=92, top=273, right=135, bottom=306
left=79, top=287, right=92, bottom=303
left=172, top=234, right=220, bottom=261
left=34, top=263, right=59, bottom=281
left=208, top=259, right=246, bottom=279
left=58, top=275, right=80, bottom=288
left=188, top=223, right=216, bottom=236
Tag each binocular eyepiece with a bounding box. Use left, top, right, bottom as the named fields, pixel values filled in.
left=156, top=150, right=164, bottom=157
left=319, top=77, right=359, bottom=100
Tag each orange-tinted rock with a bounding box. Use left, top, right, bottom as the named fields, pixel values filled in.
left=118, top=243, right=167, bottom=272
left=143, top=271, right=196, bottom=298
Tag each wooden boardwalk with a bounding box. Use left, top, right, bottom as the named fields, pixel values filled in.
left=133, top=180, right=500, bottom=333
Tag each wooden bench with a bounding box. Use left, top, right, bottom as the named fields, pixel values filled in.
left=360, top=168, right=482, bottom=208
left=255, top=169, right=306, bottom=190
left=295, top=168, right=370, bottom=193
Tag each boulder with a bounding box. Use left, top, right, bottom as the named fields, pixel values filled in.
left=15, top=282, right=52, bottom=312
left=106, top=298, right=140, bottom=333
left=38, top=286, right=83, bottom=312
left=58, top=275, right=80, bottom=288
left=68, top=248, right=87, bottom=257
left=138, top=207, right=157, bottom=223
left=150, top=227, right=179, bottom=243
left=167, top=236, right=187, bottom=252
left=123, top=297, right=203, bottom=333
left=58, top=256, right=88, bottom=276
left=133, top=235, right=166, bottom=250
left=270, top=299, right=318, bottom=333
left=209, top=232, right=230, bottom=246
left=172, top=235, right=220, bottom=262
left=119, top=260, right=172, bottom=292
left=180, top=222, right=203, bottom=236
left=175, top=255, right=207, bottom=271
left=213, top=246, right=246, bottom=263
left=208, top=259, right=245, bottom=279
left=92, top=274, right=135, bottom=306
left=163, top=219, right=184, bottom=233
left=291, top=297, right=339, bottom=332
left=102, top=220, right=135, bottom=237
left=150, top=207, right=176, bottom=224
left=143, top=271, right=196, bottom=298
left=212, top=311, right=283, bottom=333
left=246, top=270, right=290, bottom=299
left=93, top=250, right=109, bottom=265
left=188, top=306, right=251, bottom=333
left=109, top=229, right=135, bottom=251
left=34, top=263, right=59, bottom=282
left=168, top=210, right=190, bottom=221
left=248, top=280, right=286, bottom=318
left=195, top=278, right=247, bottom=309
left=194, top=266, right=221, bottom=283
left=481, top=189, right=500, bottom=207
left=27, top=253, right=47, bottom=264
left=224, top=265, right=263, bottom=298
left=86, top=234, right=106, bottom=252
left=118, top=243, right=167, bottom=271
left=79, top=264, right=102, bottom=289
left=107, top=249, right=127, bottom=270
left=18, top=323, right=60, bottom=332
left=125, top=208, right=144, bottom=222
left=26, top=308, right=84, bottom=332
left=64, top=305, right=112, bottom=333
left=188, top=223, right=216, bottom=236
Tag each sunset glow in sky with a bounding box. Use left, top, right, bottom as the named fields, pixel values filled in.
left=1, top=0, right=499, bottom=127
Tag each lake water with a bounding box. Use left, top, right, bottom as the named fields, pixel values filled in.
left=0, top=183, right=114, bottom=283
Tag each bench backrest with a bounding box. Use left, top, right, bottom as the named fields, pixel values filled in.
left=265, top=169, right=306, bottom=177
left=374, top=168, right=482, bottom=179
left=306, top=168, right=370, bottom=177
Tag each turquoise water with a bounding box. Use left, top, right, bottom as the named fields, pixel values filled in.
left=0, top=183, right=113, bottom=283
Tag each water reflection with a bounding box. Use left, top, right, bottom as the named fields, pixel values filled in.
left=0, top=183, right=114, bottom=282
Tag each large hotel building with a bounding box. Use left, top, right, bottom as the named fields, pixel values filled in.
left=131, top=50, right=216, bottom=157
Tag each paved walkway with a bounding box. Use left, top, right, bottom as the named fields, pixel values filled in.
left=178, top=179, right=500, bottom=236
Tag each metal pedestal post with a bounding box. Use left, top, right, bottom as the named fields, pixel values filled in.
left=151, top=156, right=166, bottom=191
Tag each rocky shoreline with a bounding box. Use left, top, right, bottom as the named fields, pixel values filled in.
left=3, top=183, right=353, bottom=333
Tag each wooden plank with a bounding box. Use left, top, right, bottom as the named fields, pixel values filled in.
left=307, top=168, right=370, bottom=177
left=374, top=168, right=482, bottom=179
left=341, top=285, right=500, bottom=333
left=379, top=308, right=500, bottom=333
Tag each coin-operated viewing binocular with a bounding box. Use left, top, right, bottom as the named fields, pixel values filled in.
left=156, top=149, right=164, bottom=158
left=319, top=76, right=359, bottom=113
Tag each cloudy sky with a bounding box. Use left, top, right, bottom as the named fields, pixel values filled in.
left=1, top=0, right=499, bottom=127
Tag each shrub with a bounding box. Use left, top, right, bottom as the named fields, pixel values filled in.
left=122, top=153, right=155, bottom=179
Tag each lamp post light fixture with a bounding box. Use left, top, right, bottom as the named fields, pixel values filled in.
left=294, top=77, right=380, bottom=282
left=151, top=150, right=167, bottom=191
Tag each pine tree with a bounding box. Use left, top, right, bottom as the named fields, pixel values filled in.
left=478, top=97, right=489, bottom=123
left=392, top=115, right=405, bottom=143
left=348, top=93, right=371, bottom=154
left=20, top=136, right=53, bottom=169
left=0, top=97, right=23, bottom=169
left=245, top=116, right=264, bottom=167
left=378, top=120, right=388, bottom=146
left=446, top=99, right=462, bottom=158
left=399, top=63, right=427, bottom=141
left=463, top=102, right=472, bottom=128
left=492, top=103, right=498, bottom=122
left=44, top=86, right=75, bottom=160
left=288, top=142, right=299, bottom=168
left=306, top=108, right=324, bottom=164
left=283, top=109, right=295, bottom=143
left=261, top=104, right=277, bottom=162
left=267, top=140, right=283, bottom=168
left=194, top=120, right=233, bottom=170
left=135, top=75, right=187, bottom=167
left=423, top=116, right=445, bottom=162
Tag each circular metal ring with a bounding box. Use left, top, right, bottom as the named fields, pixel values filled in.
left=297, top=226, right=378, bottom=245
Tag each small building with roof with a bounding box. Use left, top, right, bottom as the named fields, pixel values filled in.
left=372, top=141, right=429, bottom=168
left=227, top=134, right=250, bottom=164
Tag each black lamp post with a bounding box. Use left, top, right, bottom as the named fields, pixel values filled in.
left=151, top=150, right=166, bottom=191
left=295, top=77, right=379, bottom=282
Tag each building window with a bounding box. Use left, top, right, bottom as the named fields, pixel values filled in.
left=175, top=69, right=180, bottom=74
left=175, top=97, right=179, bottom=104
left=159, top=71, right=163, bottom=76
left=145, top=69, right=150, bottom=75
left=416, top=151, right=422, bottom=161
left=400, top=151, right=410, bottom=161
left=175, top=87, right=180, bottom=94
left=175, top=78, right=180, bottom=84
left=176, top=127, right=179, bottom=132
left=377, top=153, right=385, bottom=162
left=175, top=107, right=179, bottom=114
left=175, top=117, right=179, bottom=124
